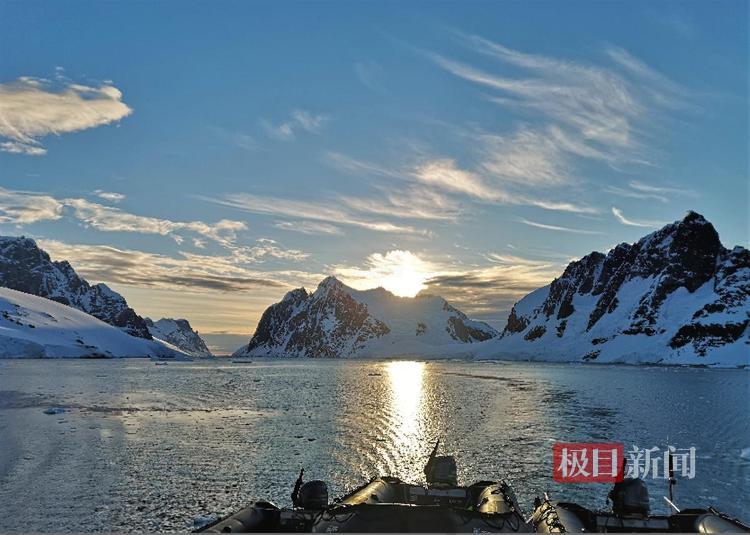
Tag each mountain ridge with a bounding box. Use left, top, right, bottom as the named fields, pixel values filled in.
left=233, top=275, right=497, bottom=358
left=0, top=236, right=152, bottom=339
left=0, top=236, right=212, bottom=357
left=145, top=317, right=213, bottom=357
left=485, top=211, right=749, bottom=366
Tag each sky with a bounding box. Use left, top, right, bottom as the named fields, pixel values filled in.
left=0, top=1, right=747, bottom=354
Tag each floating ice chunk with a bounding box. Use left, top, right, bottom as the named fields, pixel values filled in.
left=192, top=514, right=217, bottom=529
left=43, top=407, right=66, bottom=415
left=741, top=448, right=750, bottom=461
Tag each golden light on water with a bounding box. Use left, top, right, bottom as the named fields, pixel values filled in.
left=386, top=360, right=426, bottom=445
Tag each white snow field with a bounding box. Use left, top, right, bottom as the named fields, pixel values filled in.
left=0, top=287, right=187, bottom=358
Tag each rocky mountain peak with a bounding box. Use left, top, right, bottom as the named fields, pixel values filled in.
left=497, top=212, right=748, bottom=365
left=314, top=275, right=344, bottom=295
left=145, top=317, right=212, bottom=357
left=235, top=276, right=497, bottom=358
left=281, top=287, right=308, bottom=303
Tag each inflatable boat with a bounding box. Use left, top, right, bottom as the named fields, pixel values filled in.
left=197, top=442, right=749, bottom=533
left=200, top=476, right=529, bottom=533
left=532, top=494, right=749, bottom=533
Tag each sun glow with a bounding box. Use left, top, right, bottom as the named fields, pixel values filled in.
left=381, top=259, right=428, bottom=298
left=335, top=249, right=434, bottom=298
left=369, top=250, right=432, bottom=297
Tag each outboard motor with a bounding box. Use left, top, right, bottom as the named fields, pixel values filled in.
left=426, top=456, right=458, bottom=488
left=609, top=478, right=650, bottom=516
left=297, top=480, right=328, bottom=510
left=424, top=439, right=458, bottom=488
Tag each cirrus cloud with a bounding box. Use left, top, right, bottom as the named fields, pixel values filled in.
left=0, top=187, right=249, bottom=249
left=611, top=206, right=665, bottom=228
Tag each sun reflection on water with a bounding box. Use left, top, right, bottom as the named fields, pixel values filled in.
left=384, top=360, right=432, bottom=480
left=387, top=361, right=425, bottom=436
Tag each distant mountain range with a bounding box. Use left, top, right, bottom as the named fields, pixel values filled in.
left=233, top=275, right=497, bottom=358
left=0, top=237, right=212, bottom=357
left=236, top=212, right=748, bottom=366
left=145, top=318, right=212, bottom=357
left=0, top=211, right=746, bottom=365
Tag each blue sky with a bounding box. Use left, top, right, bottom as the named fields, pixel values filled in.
left=0, top=1, right=747, bottom=353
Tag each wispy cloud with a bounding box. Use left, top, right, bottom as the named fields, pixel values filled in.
left=38, top=240, right=289, bottom=293
left=273, top=221, right=343, bottom=236
left=605, top=47, right=688, bottom=106
left=628, top=180, right=696, bottom=197
left=355, top=61, right=386, bottom=93
left=520, top=218, right=605, bottom=235
left=242, top=238, right=309, bottom=262
left=611, top=206, right=665, bottom=228
left=93, top=190, right=126, bottom=202
left=428, top=32, right=688, bottom=188
left=411, top=158, right=501, bottom=200
left=0, top=187, right=248, bottom=248
left=262, top=109, right=328, bottom=141
left=201, top=192, right=431, bottom=236
left=605, top=180, right=696, bottom=204
left=64, top=198, right=247, bottom=247
left=0, top=187, right=64, bottom=224
left=478, top=124, right=612, bottom=186
left=483, top=253, right=554, bottom=267
left=423, top=256, right=562, bottom=322
left=438, top=33, right=661, bottom=150
left=208, top=126, right=261, bottom=151
left=604, top=185, right=669, bottom=203
left=340, top=186, right=462, bottom=221
left=325, top=151, right=402, bottom=179
left=1, top=141, right=47, bottom=155
left=0, top=76, right=132, bottom=155
left=327, top=151, right=599, bottom=215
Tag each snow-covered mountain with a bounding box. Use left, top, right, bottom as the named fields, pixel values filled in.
left=145, top=318, right=212, bottom=357
left=233, top=276, right=497, bottom=358
left=0, top=236, right=151, bottom=339
left=481, top=212, right=749, bottom=366
left=0, top=287, right=186, bottom=358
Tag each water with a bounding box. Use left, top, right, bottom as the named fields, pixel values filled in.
left=0, top=358, right=747, bottom=532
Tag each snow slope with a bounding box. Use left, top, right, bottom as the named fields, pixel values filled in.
left=478, top=212, right=749, bottom=367
left=233, top=276, right=497, bottom=358
left=0, top=287, right=187, bottom=358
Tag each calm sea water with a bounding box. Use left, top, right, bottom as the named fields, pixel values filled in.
left=0, top=358, right=747, bottom=532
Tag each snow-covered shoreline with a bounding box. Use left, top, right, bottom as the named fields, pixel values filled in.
left=0, top=287, right=188, bottom=359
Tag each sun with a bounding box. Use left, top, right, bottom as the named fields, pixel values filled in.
left=376, top=250, right=430, bottom=298
left=336, top=250, right=435, bottom=298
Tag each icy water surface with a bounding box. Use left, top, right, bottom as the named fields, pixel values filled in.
left=0, top=358, right=747, bottom=532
